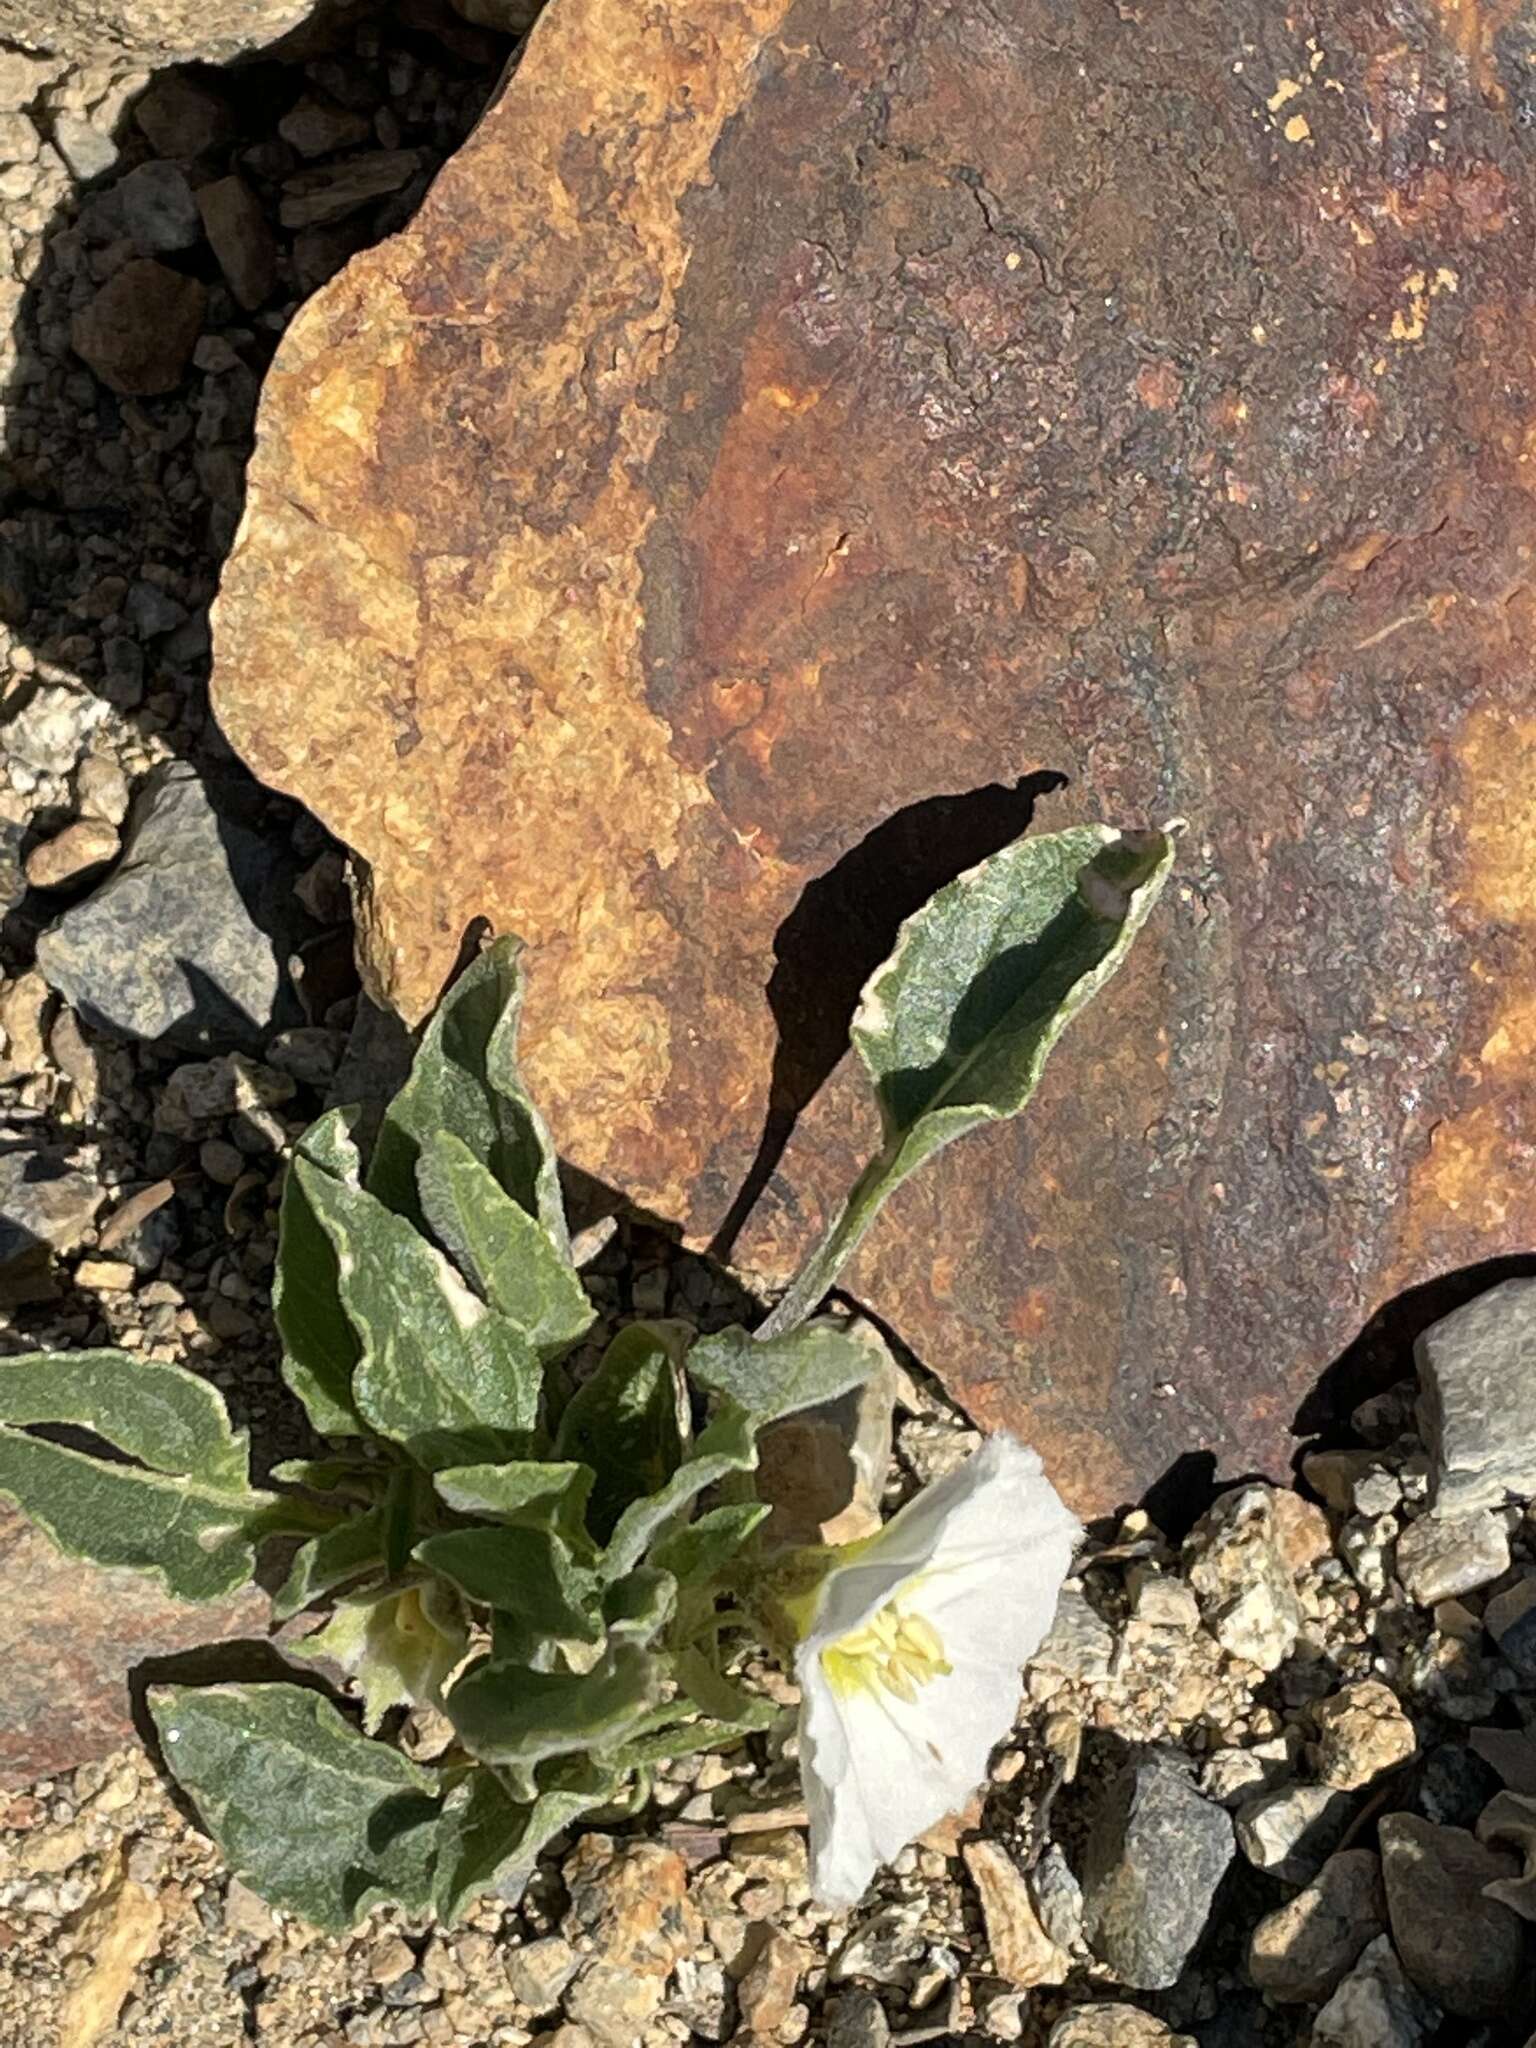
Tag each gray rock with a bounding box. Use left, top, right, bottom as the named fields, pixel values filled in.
left=504, top=1935, right=578, bottom=2012
left=154, top=1053, right=295, bottom=1137
left=1379, top=1812, right=1529, bottom=2019
left=1235, top=1782, right=1355, bottom=1885
left=1080, top=1750, right=1234, bottom=1990
left=117, top=160, right=200, bottom=253
left=1048, top=2006, right=1195, bottom=2048
left=36, top=762, right=300, bottom=1051
left=826, top=1989, right=890, bottom=2048
left=1248, top=1848, right=1385, bottom=2003
left=4, top=685, right=105, bottom=782
left=1395, top=1508, right=1510, bottom=1605
left=1184, top=1484, right=1302, bottom=1671
left=15, top=0, right=314, bottom=67
left=1310, top=1935, right=1438, bottom=2048
left=196, top=174, right=277, bottom=310
left=0, top=1145, right=100, bottom=1281
left=1036, top=1585, right=1116, bottom=1683
left=1031, top=1842, right=1085, bottom=1951
left=50, top=110, right=119, bottom=183
left=1416, top=1278, right=1536, bottom=1513
left=1485, top=1574, right=1536, bottom=1678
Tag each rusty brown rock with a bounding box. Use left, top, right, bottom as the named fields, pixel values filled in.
left=0, top=1506, right=269, bottom=1787
left=213, top=0, right=1536, bottom=1513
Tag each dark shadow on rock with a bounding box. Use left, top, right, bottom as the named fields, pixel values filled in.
left=1292, top=1251, right=1536, bottom=1448
left=709, top=768, right=1069, bottom=1261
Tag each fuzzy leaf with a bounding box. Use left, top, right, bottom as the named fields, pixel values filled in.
left=603, top=1566, right=676, bottom=1643
left=272, top=1506, right=387, bottom=1622
left=649, top=1502, right=771, bottom=1586
left=149, top=1682, right=440, bottom=1931
left=274, top=1107, right=367, bottom=1437
left=553, top=1323, right=690, bottom=1544
left=675, top=1646, right=779, bottom=1731
left=0, top=1352, right=267, bottom=1600
left=432, top=1460, right=596, bottom=1558
left=417, top=1131, right=592, bottom=1358
left=445, top=1639, right=659, bottom=1766
left=759, top=823, right=1176, bottom=1336
left=602, top=1399, right=758, bottom=1580
left=415, top=1526, right=601, bottom=1644
left=270, top=1456, right=393, bottom=1500
left=295, top=1159, right=541, bottom=1468
left=433, top=1758, right=620, bottom=1922
left=368, top=937, right=568, bottom=1255
left=687, top=1321, right=875, bottom=1424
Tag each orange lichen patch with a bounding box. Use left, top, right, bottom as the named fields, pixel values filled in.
left=1136, top=361, right=1183, bottom=411
left=1423, top=0, right=1525, bottom=98
left=1456, top=707, right=1536, bottom=924
left=1007, top=1288, right=1052, bottom=1339
left=1481, top=990, right=1536, bottom=1068
left=1410, top=1102, right=1528, bottom=1238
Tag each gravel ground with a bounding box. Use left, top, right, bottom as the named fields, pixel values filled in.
left=2, top=11, right=1536, bottom=2048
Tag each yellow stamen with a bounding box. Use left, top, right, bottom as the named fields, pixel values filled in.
left=821, top=1581, right=951, bottom=1705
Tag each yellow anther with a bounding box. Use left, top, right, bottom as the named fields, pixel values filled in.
left=822, top=1583, right=951, bottom=1706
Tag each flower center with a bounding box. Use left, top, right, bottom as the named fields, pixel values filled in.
left=821, top=1586, right=953, bottom=1705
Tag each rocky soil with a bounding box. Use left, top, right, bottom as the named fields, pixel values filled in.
left=1, top=8, right=1535, bottom=2048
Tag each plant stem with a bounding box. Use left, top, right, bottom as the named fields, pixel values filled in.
left=754, top=1151, right=894, bottom=1340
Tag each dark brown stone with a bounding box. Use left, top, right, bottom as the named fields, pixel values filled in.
left=70, top=259, right=205, bottom=397
left=0, top=1506, right=268, bottom=1787
left=212, top=0, right=1536, bottom=1512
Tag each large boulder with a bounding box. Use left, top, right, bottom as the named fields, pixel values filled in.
left=211, top=0, right=1536, bottom=1512
left=0, top=0, right=315, bottom=65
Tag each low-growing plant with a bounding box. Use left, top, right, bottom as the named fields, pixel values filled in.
left=0, top=822, right=1173, bottom=1926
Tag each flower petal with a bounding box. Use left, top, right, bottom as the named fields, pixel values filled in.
left=796, top=1433, right=1080, bottom=1906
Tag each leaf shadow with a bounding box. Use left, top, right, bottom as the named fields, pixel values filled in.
left=709, top=769, right=1068, bottom=1260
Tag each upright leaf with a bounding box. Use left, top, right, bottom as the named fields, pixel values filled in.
left=415, top=1526, right=601, bottom=1644
left=649, top=1502, right=771, bottom=1587
left=553, top=1323, right=690, bottom=1544
left=0, top=1352, right=268, bottom=1601
left=687, top=1320, right=876, bottom=1424
left=149, top=1682, right=440, bottom=1931
left=271, top=1506, right=387, bottom=1622
left=601, top=1399, right=758, bottom=1579
left=274, top=1107, right=367, bottom=1437
left=416, top=1131, right=592, bottom=1357
left=445, top=1640, right=659, bottom=1767
left=758, top=824, right=1176, bottom=1336
left=296, top=1159, right=541, bottom=1468
left=432, top=1460, right=596, bottom=1558
left=433, top=1758, right=620, bottom=1922
left=368, top=937, right=568, bottom=1255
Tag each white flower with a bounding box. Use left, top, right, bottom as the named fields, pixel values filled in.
left=794, top=1432, right=1080, bottom=1907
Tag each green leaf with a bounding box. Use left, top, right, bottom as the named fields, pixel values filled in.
left=602, top=1399, right=758, bottom=1580
left=433, top=1757, right=620, bottom=1922
left=445, top=1639, right=659, bottom=1767
left=759, top=823, right=1177, bottom=1336
left=368, top=937, right=569, bottom=1256
left=687, top=1320, right=876, bottom=1424
left=0, top=1352, right=268, bottom=1601
left=0, top=1350, right=249, bottom=1485
left=272, top=1506, right=387, bottom=1622
left=432, top=1460, right=596, bottom=1558
left=274, top=1107, right=367, bottom=1438
left=270, top=1456, right=394, bottom=1499
left=295, top=1158, right=541, bottom=1468
left=650, top=1502, right=770, bottom=1586
left=674, top=1646, right=779, bottom=1731
left=603, top=1566, right=676, bottom=1643
left=415, top=1526, right=601, bottom=1644
left=417, top=1131, right=593, bottom=1358
left=553, top=1323, right=690, bottom=1544
left=149, top=1682, right=440, bottom=1932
